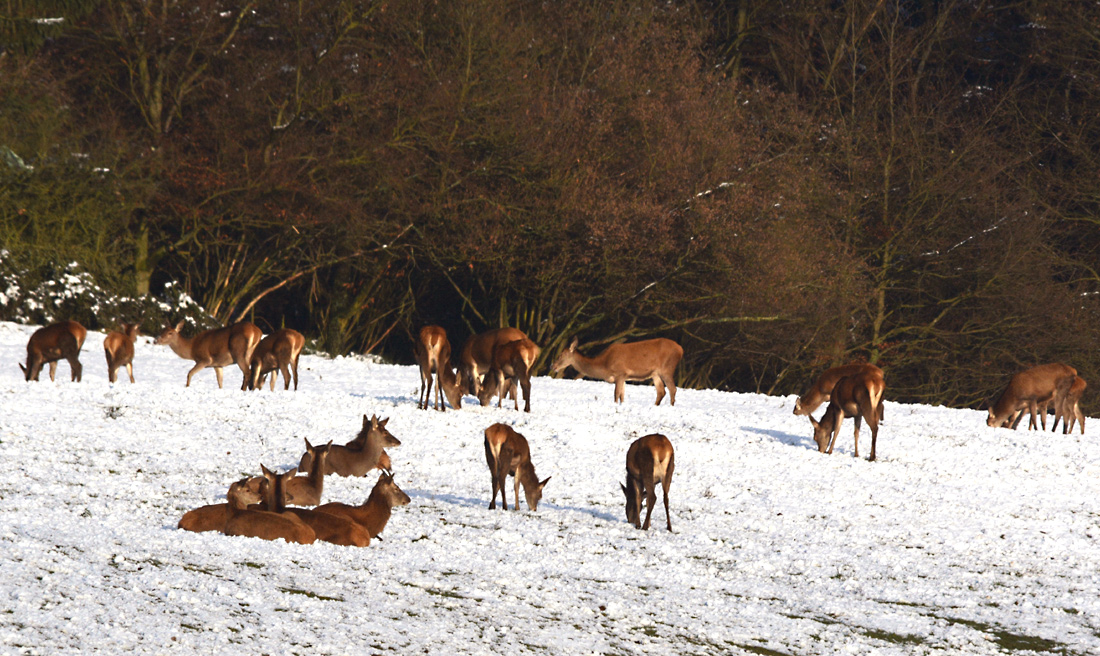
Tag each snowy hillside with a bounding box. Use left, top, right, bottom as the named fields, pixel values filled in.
left=1, top=321, right=1098, bottom=655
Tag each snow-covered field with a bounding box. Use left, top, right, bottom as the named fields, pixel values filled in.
left=2, top=320, right=1099, bottom=655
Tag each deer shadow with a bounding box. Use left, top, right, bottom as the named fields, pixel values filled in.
left=741, top=425, right=812, bottom=450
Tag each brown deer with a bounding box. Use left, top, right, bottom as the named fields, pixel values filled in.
left=550, top=336, right=683, bottom=406
left=103, top=323, right=140, bottom=384
left=154, top=320, right=262, bottom=389
left=484, top=423, right=550, bottom=511
left=222, top=473, right=316, bottom=544
left=621, top=433, right=675, bottom=532
left=1051, top=375, right=1087, bottom=435
left=298, top=415, right=401, bottom=477
left=268, top=466, right=371, bottom=547
left=794, top=363, right=885, bottom=420
left=314, top=471, right=412, bottom=540
left=414, top=325, right=463, bottom=411
left=987, top=363, right=1077, bottom=430
left=284, top=439, right=331, bottom=506
left=20, top=320, right=87, bottom=382
left=477, top=338, right=540, bottom=413
left=247, top=328, right=305, bottom=391
left=808, top=369, right=885, bottom=461
left=460, top=327, right=528, bottom=397
left=177, top=478, right=266, bottom=533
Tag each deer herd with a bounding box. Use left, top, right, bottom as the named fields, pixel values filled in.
left=16, top=317, right=1090, bottom=542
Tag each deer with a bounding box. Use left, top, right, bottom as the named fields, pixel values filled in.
left=267, top=465, right=371, bottom=547
left=549, top=336, right=683, bottom=406
left=622, top=433, right=675, bottom=532
left=298, top=414, right=401, bottom=477
left=284, top=439, right=332, bottom=506
left=314, top=470, right=412, bottom=540
left=1051, top=375, right=1087, bottom=435
left=414, top=325, right=464, bottom=411
left=103, top=323, right=140, bottom=384
left=154, top=320, right=262, bottom=389
left=986, top=363, right=1077, bottom=430
left=222, top=472, right=316, bottom=544
left=247, top=328, right=305, bottom=391
left=20, top=320, right=87, bottom=382
left=484, top=423, right=550, bottom=511
left=794, top=363, right=885, bottom=420
left=808, top=369, right=885, bottom=461
left=177, top=477, right=266, bottom=533
left=477, top=338, right=540, bottom=413
left=459, top=327, right=528, bottom=397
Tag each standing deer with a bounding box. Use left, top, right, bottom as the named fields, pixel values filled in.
left=315, top=471, right=412, bottom=540
left=986, top=363, right=1077, bottom=430
left=1051, top=375, right=1087, bottom=435
left=104, top=323, right=140, bottom=384
left=414, top=325, right=463, bottom=411
left=284, top=439, right=331, bottom=506
left=20, top=320, right=87, bottom=382
left=808, top=369, right=885, bottom=461
left=622, top=433, right=675, bottom=532
left=248, top=328, right=305, bottom=391
left=484, top=423, right=550, bottom=511
left=177, top=477, right=265, bottom=533
left=794, top=363, right=885, bottom=420
left=460, top=327, right=528, bottom=397
left=223, top=473, right=316, bottom=544
left=299, top=415, right=401, bottom=477
left=550, top=337, right=683, bottom=406
left=155, top=320, right=262, bottom=389
left=477, top=338, right=540, bottom=413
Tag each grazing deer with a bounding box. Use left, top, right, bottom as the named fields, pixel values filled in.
left=808, top=369, right=885, bottom=461
left=622, top=434, right=675, bottom=532
left=154, top=320, right=262, bottom=389
left=987, top=363, right=1077, bottom=430
left=20, top=321, right=87, bottom=382
left=223, top=473, right=316, bottom=544
left=414, top=325, right=463, bottom=411
left=177, top=478, right=265, bottom=533
left=284, top=439, right=331, bottom=506
left=103, top=323, right=140, bottom=384
left=315, top=470, right=412, bottom=539
left=484, top=423, right=550, bottom=511
left=477, top=338, right=540, bottom=413
left=550, top=336, right=683, bottom=406
left=248, top=328, right=305, bottom=391
left=794, top=363, right=885, bottom=419
left=1051, top=375, right=1087, bottom=435
left=298, top=415, right=402, bottom=477
left=460, top=327, right=528, bottom=397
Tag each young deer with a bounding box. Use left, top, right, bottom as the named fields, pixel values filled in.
left=154, top=320, right=262, bottom=389
left=284, top=439, right=332, bottom=506
left=20, top=321, right=87, bottom=382
left=177, top=477, right=265, bottom=533
left=1051, top=375, right=1087, bottom=435
left=987, top=363, right=1077, bottom=430
left=315, top=471, right=412, bottom=539
left=550, top=336, right=683, bottom=406
left=794, top=363, right=884, bottom=419
left=222, top=473, right=316, bottom=544
left=484, top=423, right=550, bottom=511
left=248, top=328, right=305, bottom=391
left=459, top=327, right=528, bottom=397
left=104, top=323, right=140, bottom=384
left=298, top=415, right=401, bottom=477
left=622, top=433, right=675, bottom=532
left=269, top=465, right=371, bottom=547
left=414, top=325, right=464, bottom=411
left=477, top=338, right=540, bottom=413
left=809, top=370, right=885, bottom=461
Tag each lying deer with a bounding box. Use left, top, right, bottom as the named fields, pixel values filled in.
left=223, top=473, right=316, bottom=544
left=550, top=336, right=683, bottom=406
left=794, top=363, right=884, bottom=419
left=314, top=470, right=412, bottom=540
left=104, top=323, right=140, bottom=384
left=808, top=369, right=885, bottom=461
left=248, top=328, right=305, bottom=391
left=484, top=423, right=550, bottom=511
left=460, top=327, right=528, bottom=397
left=284, top=439, right=331, bottom=506
left=414, top=325, right=463, bottom=411
left=477, top=338, right=540, bottom=413
left=177, top=477, right=265, bottom=533
left=1052, top=375, right=1087, bottom=435
left=154, top=320, right=262, bottom=389
left=20, top=320, right=87, bottom=382
left=622, top=434, right=675, bottom=531
left=266, top=465, right=371, bottom=547
left=299, top=414, right=401, bottom=477
left=987, top=363, right=1077, bottom=430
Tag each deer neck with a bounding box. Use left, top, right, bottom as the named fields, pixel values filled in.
left=358, top=488, right=394, bottom=537
left=166, top=334, right=195, bottom=360
left=517, top=461, right=539, bottom=496
left=568, top=351, right=611, bottom=379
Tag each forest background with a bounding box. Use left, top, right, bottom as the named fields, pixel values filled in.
left=2, top=0, right=1098, bottom=410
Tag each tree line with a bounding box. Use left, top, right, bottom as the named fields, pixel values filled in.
left=2, top=0, right=1098, bottom=410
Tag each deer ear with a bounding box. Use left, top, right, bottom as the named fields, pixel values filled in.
left=325, top=439, right=333, bottom=448
left=539, top=476, right=551, bottom=489
left=261, top=464, right=273, bottom=478
left=286, top=467, right=299, bottom=477
left=304, top=438, right=313, bottom=450
left=362, top=414, right=369, bottom=428
left=620, top=482, right=628, bottom=495
left=569, top=337, right=579, bottom=350
left=807, top=416, right=820, bottom=429
left=18, top=364, right=26, bottom=374
left=379, top=417, right=389, bottom=428
left=174, top=320, right=184, bottom=332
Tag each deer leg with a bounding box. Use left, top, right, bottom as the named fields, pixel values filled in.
left=280, top=363, right=291, bottom=391
left=185, top=362, right=207, bottom=387
left=520, top=374, right=531, bottom=413
left=69, top=357, right=81, bottom=382
left=1027, top=400, right=1039, bottom=430
left=48, top=361, right=58, bottom=382
left=868, top=416, right=878, bottom=462
left=214, top=366, right=225, bottom=389
left=126, top=362, right=135, bottom=384
left=662, top=477, right=672, bottom=532
left=614, top=378, right=625, bottom=404
left=641, top=482, right=657, bottom=531
left=291, top=354, right=300, bottom=391
left=826, top=414, right=843, bottom=454
left=852, top=414, right=862, bottom=458
left=653, top=375, right=666, bottom=406
left=513, top=474, right=522, bottom=511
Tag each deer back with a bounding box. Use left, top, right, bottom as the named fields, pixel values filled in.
left=22, top=321, right=87, bottom=381
left=794, top=363, right=883, bottom=416
left=315, top=471, right=411, bottom=538
left=988, top=363, right=1077, bottom=426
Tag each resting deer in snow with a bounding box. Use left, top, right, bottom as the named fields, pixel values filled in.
left=284, top=439, right=331, bottom=506
left=460, top=327, right=528, bottom=397
left=266, top=465, right=371, bottom=547
left=550, top=336, right=683, bottom=406
left=315, top=471, right=412, bottom=540
left=414, top=325, right=463, bottom=411
left=1051, top=375, right=1087, bottom=435
left=248, top=328, right=305, bottom=391
left=794, top=363, right=884, bottom=420
left=808, top=369, right=885, bottom=461
left=298, top=414, right=401, bottom=477
left=622, top=433, right=675, bottom=532
left=477, top=338, right=540, bottom=413
left=20, top=320, right=87, bottom=382
left=484, top=423, right=550, bottom=511
left=103, top=323, right=140, bottom=384
left=177, top=477, right=265, bottom=533
left=986, top=363, right=1077, bottom=431
left=154, top=320, right=262, bottom=389
left=222, top=473, right=316, bottom=544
